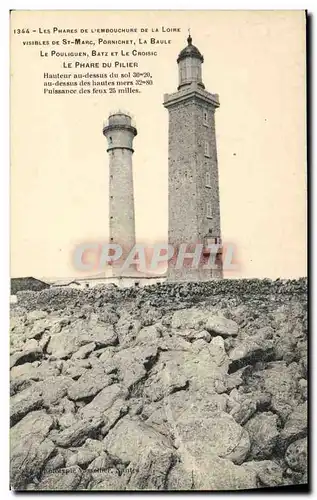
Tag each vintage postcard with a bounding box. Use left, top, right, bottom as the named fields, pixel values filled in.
left=10, top=10, right=308, bottom=491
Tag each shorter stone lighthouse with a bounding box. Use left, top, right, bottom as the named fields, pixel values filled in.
left=103, top=112, right=137, bottom=275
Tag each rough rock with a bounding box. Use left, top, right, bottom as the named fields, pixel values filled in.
left=175, top=407, right=250, bottom=465
left=86, top=454, right=115, bottom=488
left=115, top=315, right=141, bottom=346
left=10, top=346, right=43, bottom=369
left=285, top=437, right=307, bottom=473
left=244, top=412, right=279, bottom=460
left=87, top=452, right=112, bottom=473
left=35, top=466, right=83, bottom=490
left=58, top=412, right=78, bottom=429
left=90, top=470, right=127, bottom=490
left=86, top=324, right=118, bottom=347
left=46, top=329, right=90, bottom=359
left=72, top=342, right=96, bottom=360
left=10, top=278, right=307, bottom=491
left=123, top=447, right=175, bottom=490
left=79, top=384, right=127, bottom=421
left=229, top=337, right=274, bottom=370
left=143, top=361, right=189, bottom=402
left=98, top=346, right=116, bottom=363
left=205, top=315, right=239, bottom=337
left=27, top=310, right=48, bottom=322
left=35, top=375, right=73, bottom=406
left=27, top=319, right=52, bottom=341
left=112, top=344, right=158, bottom=390
left=44, top=453, right=65, bottom=472
left=168, top=453, right=257, bottom=490
left=171, top=308, right=206, bottom=330
left=10, top=386, right=43, bottom=426
left=10, top=361, right=59, bottom=396
left=139, top=306, right=163, bottom=327
left=52, top=418, right=103, bottom=447
left=66, top=449, right=98, bottom=468
left=101, top=398, right=129, bottom=435
left=67, top=367, right=114, bottom=401
left=229, top=397, right=257, bottom=425
left=103, top=416, right=172, bottom=464
left=10, top=410, right=55, bottom=489
left=63, top=359, right=90, bottom=380
left=279, top=402, right=307, bottom=448
left=242, top=460, right=284, bottom=487
left=135, top=325, right=160, bottom=344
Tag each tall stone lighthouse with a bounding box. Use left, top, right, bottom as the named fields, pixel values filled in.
left=103, top=112, right=137, bottom=275
left=163, top=35, right=223, bottom=281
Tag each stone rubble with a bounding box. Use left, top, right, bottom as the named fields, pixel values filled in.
left=10, top=278, right=308, bottom=490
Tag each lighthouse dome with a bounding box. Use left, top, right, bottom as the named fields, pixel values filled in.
left=177, top=34, right=205, bottom=89
left=177, top=35, right=204, bottom=63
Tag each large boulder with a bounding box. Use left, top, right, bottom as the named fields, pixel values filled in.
left=9, top=279, right=307, bottom=491
left=87, top=324, right=118, bottom=347
left=229, top=396, right=257, bottom=425
left=145, top=391, right=228, bottom=438
left=44, top=453, right=65, bottom=472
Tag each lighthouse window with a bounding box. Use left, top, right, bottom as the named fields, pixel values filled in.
left=203, top=110, right=209, bottom=125
left=206, top=172, right=211, bottom=187
left=109, top=136, right=113, bottom=144
left=206, top=203, right=213, bottom=219
left=204, top=141, right=210, bottom=157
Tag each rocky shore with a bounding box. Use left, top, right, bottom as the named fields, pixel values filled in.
left=10, top=278, right=308, bottom=491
